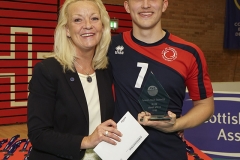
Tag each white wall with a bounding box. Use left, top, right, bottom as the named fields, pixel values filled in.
left=212, top=82, right=240, bottom=92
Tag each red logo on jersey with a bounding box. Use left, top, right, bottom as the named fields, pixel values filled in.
left=162, top=47, right=177, bottom=61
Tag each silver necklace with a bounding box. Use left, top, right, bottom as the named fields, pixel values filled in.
left=74, top=60, right=92, bottom=83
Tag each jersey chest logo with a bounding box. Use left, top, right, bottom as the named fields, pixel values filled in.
left=115, top=45, right=124, bottom=55
left=162, top=47, right=178, bottom=61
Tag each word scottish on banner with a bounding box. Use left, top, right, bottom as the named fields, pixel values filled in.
left=224, top=0, right=240, bottom=49
left=183, top=92, right=240, bottom=160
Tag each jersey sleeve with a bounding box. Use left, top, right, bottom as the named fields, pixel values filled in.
left=185, top=45, right=213, bottom=100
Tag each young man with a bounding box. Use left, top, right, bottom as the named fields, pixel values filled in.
left=108, top=0, right=214, bottom=159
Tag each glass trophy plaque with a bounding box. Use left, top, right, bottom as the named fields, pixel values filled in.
left=138, top=72, right=171, bottom=121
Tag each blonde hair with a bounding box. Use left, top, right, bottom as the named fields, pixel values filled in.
left=49, top=0, right=111, bottom=72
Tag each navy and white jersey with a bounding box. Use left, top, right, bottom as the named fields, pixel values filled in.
left=108, top=30, right=213, bottom=160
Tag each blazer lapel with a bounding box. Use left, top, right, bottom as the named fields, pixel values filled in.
left=95, top=70, right=107, bottom=122
left=64, top=70, right=89, bottom=123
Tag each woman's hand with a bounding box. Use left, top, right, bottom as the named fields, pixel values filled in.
left=138, top=111, right=177, bottom=133
left=81, top=119, right=122, bottom=149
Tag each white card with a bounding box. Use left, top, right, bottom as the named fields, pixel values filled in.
left=94, top=111, right=149, bottom=160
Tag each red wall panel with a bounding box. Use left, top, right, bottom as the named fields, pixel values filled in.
left=0, top=1, right=57, bottom=12
left=0, top=0, right=59, bottom=124
left=0, top=1, right=131, bottom=125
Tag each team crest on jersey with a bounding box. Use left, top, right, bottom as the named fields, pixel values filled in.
left=162, top=47, right=177, bottom=61
left=115, top=45, right=124, bottom=54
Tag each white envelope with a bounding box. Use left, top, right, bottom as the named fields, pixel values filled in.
left=94, top=111, right=149, bottom=160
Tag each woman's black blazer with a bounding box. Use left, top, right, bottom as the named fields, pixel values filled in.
left=27, top=57, right=114, bottom=160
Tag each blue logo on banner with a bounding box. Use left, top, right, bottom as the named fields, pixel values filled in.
left=183, top=92, right=240, bottom=159
left=224, top=0, right=240, bottom=49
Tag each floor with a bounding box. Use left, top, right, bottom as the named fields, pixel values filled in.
left=0, top=123, right=28, bottom=139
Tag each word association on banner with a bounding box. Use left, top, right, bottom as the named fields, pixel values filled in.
left=205, top=112, right=240, bottom=142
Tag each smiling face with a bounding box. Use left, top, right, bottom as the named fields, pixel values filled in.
left=65, top=1, right=103, bottom=53
left=124, top=0, right=168, bottom=31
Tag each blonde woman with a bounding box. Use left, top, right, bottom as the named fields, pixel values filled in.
left=27, top=0, right=122, bottom=160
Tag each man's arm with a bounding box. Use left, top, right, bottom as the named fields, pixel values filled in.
left=174, top=96, right=214, bottom=131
